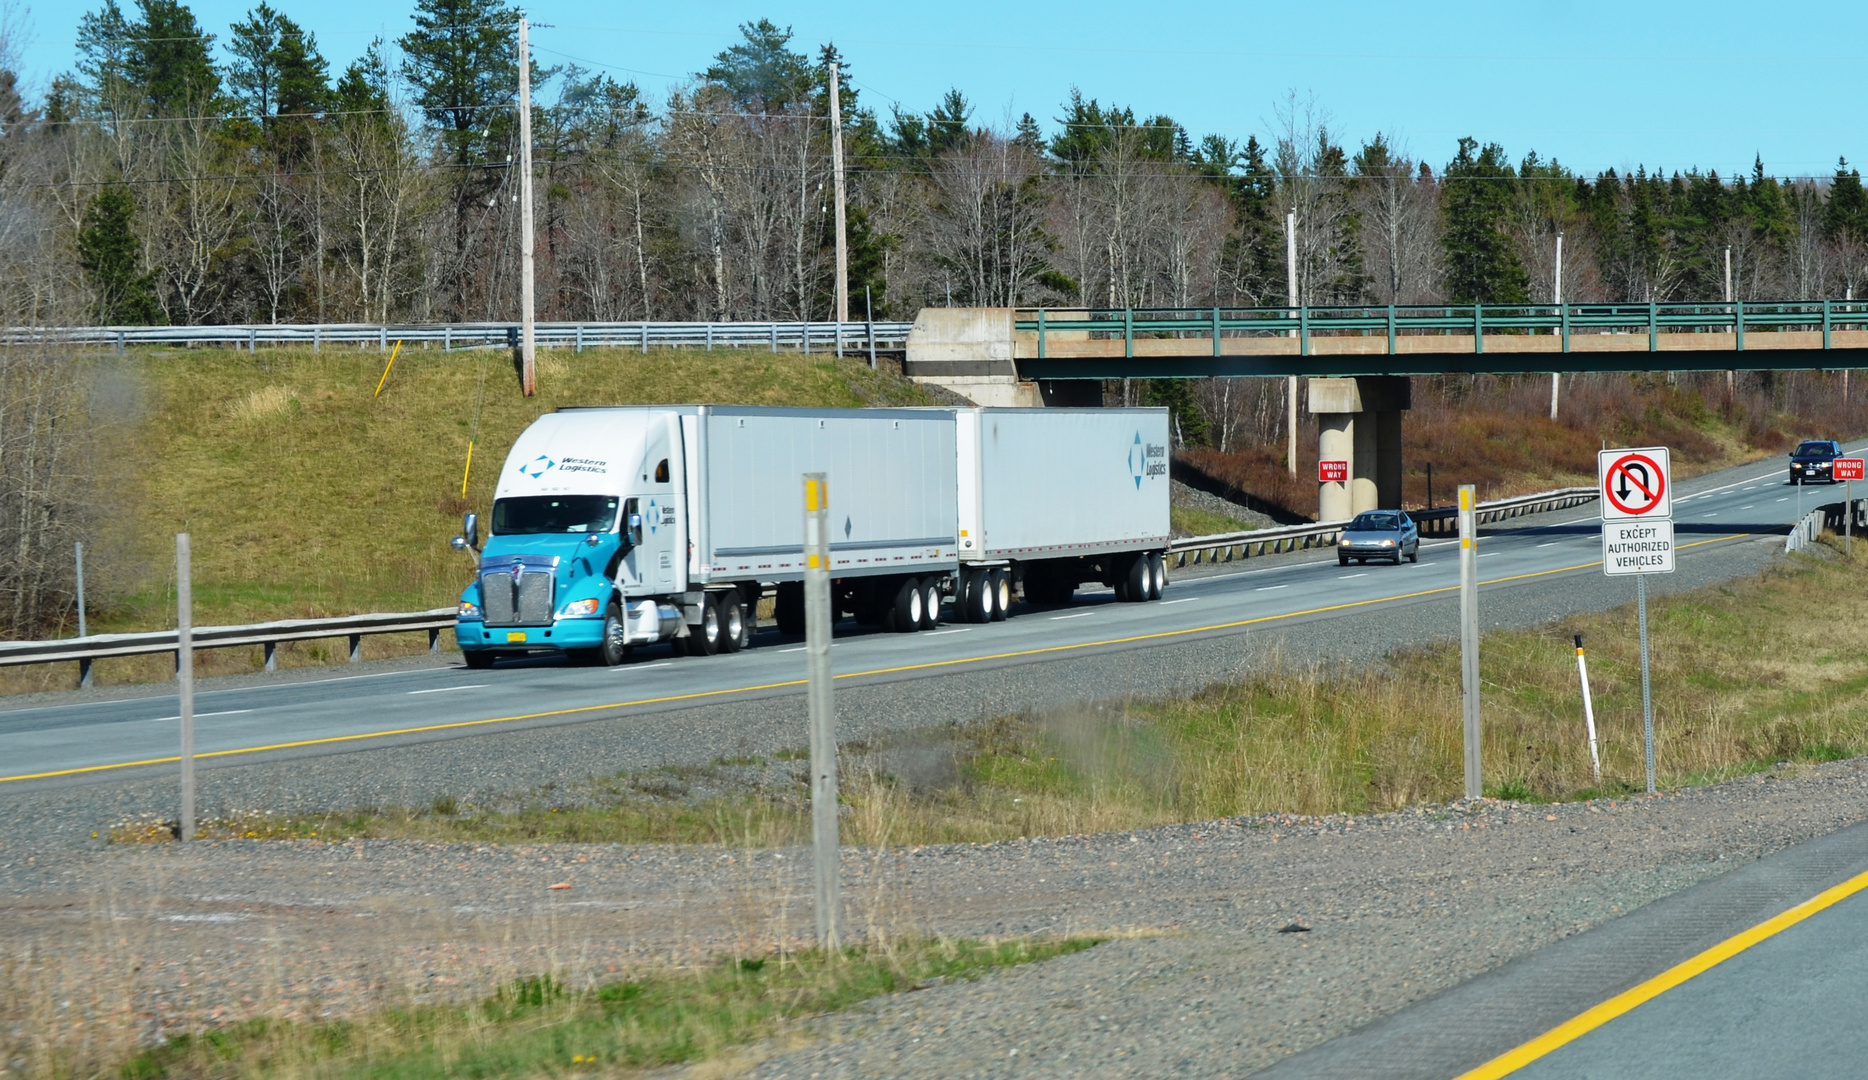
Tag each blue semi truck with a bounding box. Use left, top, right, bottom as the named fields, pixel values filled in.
left=452, top=405, right=1170, bottom=667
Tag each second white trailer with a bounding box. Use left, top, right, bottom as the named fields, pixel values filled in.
left=951, top=407, right=1172, bottom=620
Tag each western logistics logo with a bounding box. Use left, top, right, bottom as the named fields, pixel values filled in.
left=520, top=455, right=556, bottom=479
left=1127, top=432, right=1167, bottom=489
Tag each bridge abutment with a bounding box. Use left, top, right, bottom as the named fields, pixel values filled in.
left=1310, top=376, right=1410, bottom=520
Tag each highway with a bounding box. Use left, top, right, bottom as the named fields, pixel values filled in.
left=0, top=452, right=1846, bottom=787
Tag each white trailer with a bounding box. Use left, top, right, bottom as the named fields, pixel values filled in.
left=949, top=407, right=1172, bottom=621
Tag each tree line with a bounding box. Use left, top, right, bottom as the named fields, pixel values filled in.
left=0, top=0, right=1861, bottom=330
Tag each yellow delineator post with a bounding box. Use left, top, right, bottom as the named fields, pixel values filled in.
left=1459, top=484, right=1480, bottom=800
left=372, top=340, right=404, bottom=398
left=803, top=473, right=840, bottom=948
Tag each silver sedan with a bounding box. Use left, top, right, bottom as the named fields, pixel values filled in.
left=1337, top=510, right=1420, bottom=566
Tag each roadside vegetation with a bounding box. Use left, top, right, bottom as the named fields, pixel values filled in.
left=11, top=937, right=1093, bottom=1080
left=148, top=539, right=1867, bottom=848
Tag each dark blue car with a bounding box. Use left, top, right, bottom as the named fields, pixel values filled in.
left=1789, top=440, right=1844, bottom=484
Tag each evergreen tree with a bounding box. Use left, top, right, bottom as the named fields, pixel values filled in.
left=77, top=186, right=162, bottom=324
left=74, top=0, right=134, bottom=119
left=1441, top=137, right=1528, bottom=304
left=399, top=0, right=519, bottom=168
left=125, top=0, right=221, bottom=115
left=1825, top=158, right=1867, bottom=241
left=702, top=19, right=813, bottom=110
left=229, top=3, right=327, bottom=119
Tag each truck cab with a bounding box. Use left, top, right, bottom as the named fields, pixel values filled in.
left=453, top=409, right=745, bottom=668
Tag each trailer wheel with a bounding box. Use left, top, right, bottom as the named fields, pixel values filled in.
left=921, top=579, right=943, bottom=630
left=463, top=650, right=495, bottom=670
left=1124, top=553, right=1150, bottom=602
left=719, top=594, right=747, bottom=653
left=1148, top=552, right=1165, bottom=600
left=961, top=568, right=989, bottom=622
left=887, top=577, right=924, bottom=632
left=775, top=581, right=805, bottom=636
left=988, top=568, right=1010, bottom=621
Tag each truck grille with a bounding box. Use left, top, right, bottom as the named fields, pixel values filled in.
left=480, top=560, right=558, bottom=625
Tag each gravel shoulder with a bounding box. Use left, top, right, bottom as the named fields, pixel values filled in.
left=5, top=758, right=1866, bottom=1076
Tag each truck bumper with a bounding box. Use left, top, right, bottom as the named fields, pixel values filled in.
left=455, top=620, right=605, bottom=652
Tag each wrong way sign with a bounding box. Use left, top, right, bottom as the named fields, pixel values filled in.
left=1598, top=447, right=1672, bottom=520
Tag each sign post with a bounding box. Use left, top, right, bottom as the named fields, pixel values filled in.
left=802, top=473, right=840, bottom=948
left=1836, top=458, right=1864, bottom=555
left=1598, top=447, right=1673, bottom=794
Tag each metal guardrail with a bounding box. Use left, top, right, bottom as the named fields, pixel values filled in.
left=1786, top=499, right=1866, bottom=553
left=1168, top=486, right=1601, bottom=568
left=0, top=608, right=457, bottom=686
left=3, top=321, right=915, bottom=354
left=1018, top=301, right=1868, bottom=359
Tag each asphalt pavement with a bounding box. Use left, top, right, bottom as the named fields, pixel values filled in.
left=0, top=449, right=1850, bottom=794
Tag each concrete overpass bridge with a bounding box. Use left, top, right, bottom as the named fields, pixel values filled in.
left=904, top=302, right=1868, bottom=518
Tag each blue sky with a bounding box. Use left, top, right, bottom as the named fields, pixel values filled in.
left=13, top=0, right=1866, bottom=179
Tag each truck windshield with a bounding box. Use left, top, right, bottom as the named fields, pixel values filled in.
left=491, top=496, right=619, bottom=535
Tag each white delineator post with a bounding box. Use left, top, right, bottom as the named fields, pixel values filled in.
left=803, top=473, right=840, bottom=948
left=1285, top=212, right=1299, bottom=477
left=177, top=533, right=195, bottom=841
left=1459, top=484, right=1480, bottom=800
left=1574, top=634, right=1600, bottom=785
left=517, top=11, right=536, bottom=397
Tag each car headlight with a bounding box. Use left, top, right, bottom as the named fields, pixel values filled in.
left=457, top=601, right=481, bottom=620
left=1339, top=537, right=1351, bottom=546
left=558, top=597, right=601, bottom=617
left=1378, top=538, right=1395, bottom=547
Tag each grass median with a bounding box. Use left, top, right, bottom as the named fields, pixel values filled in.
left=39, top=938, right=1091, bottom=1080
left=128, top=538, right=1868, bottom=849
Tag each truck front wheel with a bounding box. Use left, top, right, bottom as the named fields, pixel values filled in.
left=599, top=603, right=631, bottom=666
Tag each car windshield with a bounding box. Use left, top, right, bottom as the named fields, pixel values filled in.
left=1797, top=442, right=1836, bottom=457
left=1350, top=512, right=1399, bottom=530
left=491, top=495, right=619, bottom=535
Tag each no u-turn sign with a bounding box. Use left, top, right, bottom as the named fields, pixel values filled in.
left=1598, top=447, right=1672, bottom=521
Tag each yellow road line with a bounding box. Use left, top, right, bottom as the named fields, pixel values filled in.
left=1454, top=863, right=1868, bottom=1079
left=0, top=533, right=1748, bottom=785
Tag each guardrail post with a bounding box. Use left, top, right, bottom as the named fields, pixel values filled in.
left=1736, top=298, right=1745, bottom=351
left=1824, top=299, right=1832, bottom=350
left=1299, top=305, right=1309, bottom=356
left=264, top=641, right=277, bottom=671
left=313, top=326, right=320, bottom=354
left=443, top=326, right=451, bottom=352
left=1387, top=304, right=1396, bottom=355
left=1648, top=301, right=1657, bottom=351
left=79, top=657, right=93, bottom=688
left=641, top=323, right=649, bottom=354
left=429, top=627, right=441, bottom=652
left=1037, top=308, right=1047, bottom=359
left=1124, top=308, right=1133, bottom=359
left=771, top=323, right=778, bottom=354
left=706, top=323, right=714, bottom=352
left=1560, top=302, right=1570, bottom=353
left=803, top=322, right=811, bottom=355
left=348, top=634, right=361, bottom=663
left=380, top=326, right=388, bottom=351
left=1474, top=304, right=1483, bottom=354
left=1212, top=306, right=1221, bottom=357
left=575, top=324, right=584, bottom=353
left=248, top=328, right=256, bottom=353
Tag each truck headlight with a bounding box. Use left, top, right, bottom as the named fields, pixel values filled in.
left=558, top=598, right=601, bottom=617
left=458, top=601, right=481, bottom=620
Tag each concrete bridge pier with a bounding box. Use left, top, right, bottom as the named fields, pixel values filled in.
left=1310, top=376, right=1410, bottom=521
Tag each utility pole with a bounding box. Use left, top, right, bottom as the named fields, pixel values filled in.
left=1458, top=485, right=1480, bottom=800
left=1285, top=211, right=1299, bottom=478
left=1724, top=246, right=1734, bottom=401
left=1550, top=233, right=1563, bottom=420
left=517, top=11, right=536, bottom=397
left=829, top=60, right=849, bottom=353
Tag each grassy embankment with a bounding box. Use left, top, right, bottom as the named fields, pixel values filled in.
left=11, top=938, right=1094, bottom=1080
left=3, top=346, right=933, bottom=694
left=159, top=536, right=1868, bottom=847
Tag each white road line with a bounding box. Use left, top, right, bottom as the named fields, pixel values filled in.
left=616, top=661, right=674, bottom=670
left=1479, top=552, right=1499, bottom=558
left=1536, top=541, right=1561, bottom=548
left=1741, top=504, right=1754, bottom=509
left=1704, top=512, right=1719, bottom=517
left=1049, top=611, right=1096, bottom=620
left=148, top=709, right=253, bottom=722
left=924, top=627, right=972, bottom=635
left=1777, top=498, right=1790, bottom=503
left=1338, top=573, right=1368, bottom=579
left=1157, top=597, right=1201, bottom=605
left=1256, top=584, right=1288, bottom=592
left=407, top=685, right=486, bottom=695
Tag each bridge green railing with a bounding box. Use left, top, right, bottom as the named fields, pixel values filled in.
left=1016, top=301, right=1868, bottom=359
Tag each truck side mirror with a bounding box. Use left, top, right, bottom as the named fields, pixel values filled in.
left=463, top=512, right=479, bottom=548
left=627, top=512, right=643, bottom=545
